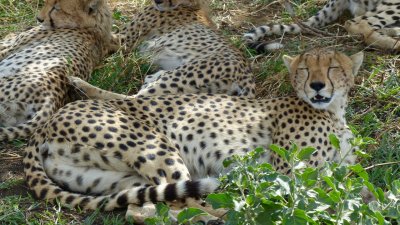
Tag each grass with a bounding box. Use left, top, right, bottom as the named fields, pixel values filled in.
left=0, top=0, right=399, bottom=224
left=0, top=0, right=42, bottom=37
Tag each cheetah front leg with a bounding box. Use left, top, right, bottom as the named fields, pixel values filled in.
left=68, top=76, right=133, bottom=100
left=345, top=16, right=400, bottom=51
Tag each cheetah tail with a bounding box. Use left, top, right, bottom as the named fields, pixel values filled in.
left=246, top=41, right=284, bottom=54
left=23, top=138, right=220, bottom=211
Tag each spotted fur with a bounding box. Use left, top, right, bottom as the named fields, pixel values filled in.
left=24, top=49, right=363, bottom=222
left=243, top=0, right=400, bottom=52
left=112, top=0, right=256, bottom=98
left=0, top=0, right=116, bottom=142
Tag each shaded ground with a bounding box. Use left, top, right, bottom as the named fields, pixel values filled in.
left=0, top=144, right=26, bottom=198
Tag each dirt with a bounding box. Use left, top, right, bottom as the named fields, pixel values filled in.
left=0, top=144, right=29, bottom=199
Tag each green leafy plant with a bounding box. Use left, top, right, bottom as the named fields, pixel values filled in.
left=144, top=203, right=207, bottom=225
left=205, top=144, right=399, bottom=225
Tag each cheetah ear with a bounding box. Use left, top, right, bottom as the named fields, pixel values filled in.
left=87, top=0, right=101, bottom=15
left=350, top=51, right=363, bottom=76
left=282, top=55, right=294, bottom=73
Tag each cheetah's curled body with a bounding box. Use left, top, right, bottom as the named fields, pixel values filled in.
left=117, top=0, right=255, bottom=97
left=0, top=0, right=115, bottom=142
left=24, top=49, right=363, bottom=221
left=243, top=0, right=400, bottom=51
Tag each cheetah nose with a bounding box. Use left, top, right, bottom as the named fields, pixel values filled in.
left=154, top=0, right=163, bottom=4
left=310, top=82, right=325, bottom=91
left=37, top=17, right=44, bottom=23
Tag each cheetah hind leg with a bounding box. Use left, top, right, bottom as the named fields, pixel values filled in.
left=167, top=198, right=226, bottom=224
left=68, top=76, right=132, bottom=100
left=345, top=20, right=400, bottom=51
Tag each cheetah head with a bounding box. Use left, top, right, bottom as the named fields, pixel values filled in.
left=283, top=49, right=363, bottom=111
left=153, top=0, right=203, bottom=11
left=37, top=0, right=112, bottom=32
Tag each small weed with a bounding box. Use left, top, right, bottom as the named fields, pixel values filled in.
left=90, top=51, right=153, bottom=95
left=0, top=179, right=24, bottom=190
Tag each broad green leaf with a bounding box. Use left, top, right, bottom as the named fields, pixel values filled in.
left=156, top=203, right=170, bottom=217
left=282, top=209, right=310, bottom=225
left=355, top=150, right=372, bottom=159
left=143, top=218, right=158, bottom=225
left=374, top=211, right=385, bottom=225
left=364, top=181, right=379, bottom=200
left=329, top=134, right=340, bottom=150
left=246, top=195, right=255, bottom=205
left=328, top=190, right=341, bottom=203
left=315, top=188, right=335, bottom=206
left=376, top=187, right=385, bottom=202
left=322, top=176, right=337, bottom=191
left=206, top=193, right=234, bottom=209
left=349, top=164, right=369, bottom=181
left=177, top=208, right=207, bottom=224
left=269, top=144, right=289, bottom=161
left=288, top=143, right=299, bottom=161
left=255, top=211, right=274, bottom=225
left=223, top=158, right=234, bottom=168
left=333, top=165, right=347, bottom=182
left=297, top=147, right=317, bottom=160
left=250, top=147, right=265, bottom=158
left=301, top=168, right=318, bottom=187
left=225, top=210, right=242, bottom=225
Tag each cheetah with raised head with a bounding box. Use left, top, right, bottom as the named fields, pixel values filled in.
left=0, top=0, right=116, bottom=142
left=113, top=0, right=255, bottom=98
left=243, top=0, right=400, bottom=52
left=24, top=49, right=363, bottom=222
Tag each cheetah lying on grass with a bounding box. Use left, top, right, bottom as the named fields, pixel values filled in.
left=0, top=0, right=116, bottom=142
left=243, top=0, right=400, bottom=52
left=73, top=0, right=255, bottom=100
left=24, top=49, right=363, bottom=223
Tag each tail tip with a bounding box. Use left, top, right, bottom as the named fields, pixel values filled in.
left=248, top=41, right=284, bottom=54
left=200, top=177, right=220, bottom=193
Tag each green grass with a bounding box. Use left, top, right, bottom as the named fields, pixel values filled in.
left=0, top=0, right=43, bottom=38
left=0, top=179, right=24, bottom=190
left=90, top=51, right=154, bottom=95
left=0, top=194, right=131, bottom=224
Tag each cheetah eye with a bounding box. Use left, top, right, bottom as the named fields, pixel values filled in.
left=328, top=66, right=340, bottom=72
left=296, top=68, right=309, bottom=72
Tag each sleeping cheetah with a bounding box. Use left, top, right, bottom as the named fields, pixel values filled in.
left=24, top=49, right=363, bottom=222
left=0, top=0, right=116, bottom=142
left=243, top=0, right=400, bottom=52
left=110, top=0, right=255, bottom=97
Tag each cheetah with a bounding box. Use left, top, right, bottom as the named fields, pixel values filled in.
left=243, top=0, right=400, bottom=52
left=24, top=48, right=363, bottom=222
left=109, top=0, right=255, bottom=98
left=0, top=0, right=116, bottom=142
